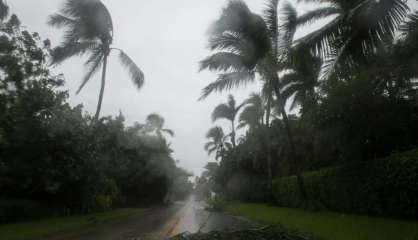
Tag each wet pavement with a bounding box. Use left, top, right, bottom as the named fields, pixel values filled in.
left=163, top=197, right=259, bottom=237
left=45, top=197, right=259, bottom=240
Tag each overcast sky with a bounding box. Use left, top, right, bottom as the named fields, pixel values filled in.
left=9, top=0, right=327, bottom=175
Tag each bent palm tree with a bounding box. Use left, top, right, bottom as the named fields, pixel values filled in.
left=199, top=0, right=309, bottom=199
left=204, top=126, right=231, bottom=161
left=211, top=94, right=244, bottom=147
left=48, top=0, right=144, bottom=120
left=145, top=113, right=174, bottom=140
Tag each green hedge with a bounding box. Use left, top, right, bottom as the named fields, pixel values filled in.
left=0, top=199, right=52, bottom=224
left=272, top=149, right=418, bottom=219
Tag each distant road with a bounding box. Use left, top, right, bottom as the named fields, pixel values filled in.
left=45, top=197, right=258, bottom=240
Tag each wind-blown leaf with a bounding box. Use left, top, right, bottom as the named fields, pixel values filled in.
left=200, top=71, right=255, bottom=100
left=212, top=104, right=233, bottom=122
left=278, top=2, right=297, bottom=57
left=77, top=50, right=103, bottom=94
left=296, top=6, right=340, bottom=27
left=200, top=52, right=246, bottom=72
left=47, top=13, right=76, bottom=28
left=118, top=50, right=145, bottom=90
left=50, top=41, right=99, bottom=65
left=162, top=129, right=175, bottom=137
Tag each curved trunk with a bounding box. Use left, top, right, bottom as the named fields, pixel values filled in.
left=94, top=53, right=109, bottom=121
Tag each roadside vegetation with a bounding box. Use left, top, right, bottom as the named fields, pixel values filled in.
left=0, top=0, right=192, bottom=226
left=226, top=203, right=418, bottom=240
left=0, top=208, right=143, bottom=240
left=196, top=0, right=418, bottom=237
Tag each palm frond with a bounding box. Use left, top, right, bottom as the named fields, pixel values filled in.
left=118, top=50, right=145, bottom=90
left=204, top=142, right=215, bottom=151
left=60, top=0, right=113, bottom=41
left=263, top=0, right=279, bottom=53
left=77, top=49, right=104, bottom=94
left=199, top=71, right=255, bottom=100
left=212, top=103, right=233, bottom=122
left=279, top=71, right=298, bottom=88
left=50, top=41, right=99, bottom=65
left=278, top=2, right=298, bottom=57
left=280, top=81, right=304, bottom=102
left=47, top=13, right=76, bottom=28
left=199, top=52, right=246, bottom=72
left=207, top=146, right=217, bottom=156
left=162, top=129, right=175, bottom=137
left=296, top=6, right=340, bottom=27
left=206, top=126, right=225, bottom=141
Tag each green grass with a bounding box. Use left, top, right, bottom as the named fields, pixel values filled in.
left=0, top=208, right=143, bottom=240
left=226, top=203, right=418, bottom=240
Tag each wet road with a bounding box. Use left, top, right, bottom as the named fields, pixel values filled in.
left=45, top=197, right=259, bottom=240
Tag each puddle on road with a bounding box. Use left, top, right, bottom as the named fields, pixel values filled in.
left=160, top=198, right=259, bottom=238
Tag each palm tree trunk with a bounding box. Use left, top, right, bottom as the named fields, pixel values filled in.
left=231, top=120, right=236, bottom=147
left=272, top=76, right=308, bottom=200
left=94, top=54, right=108, bottom=121
left=265, top=80, right=273, bottom=127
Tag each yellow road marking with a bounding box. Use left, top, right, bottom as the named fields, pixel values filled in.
left=160, top=203, right=190, bottom=238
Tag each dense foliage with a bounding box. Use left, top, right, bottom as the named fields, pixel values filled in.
left=198, top=0, right=418, bottom=220
left=0, top=9, right=192, bottom=223
left=273, top=149, right=418, bottom=219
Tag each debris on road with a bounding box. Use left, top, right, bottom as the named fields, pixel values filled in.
left=170, top=226, right=320, bottom=240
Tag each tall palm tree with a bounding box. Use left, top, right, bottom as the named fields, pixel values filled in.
left=211, top=94, right=244, bottom=147
left=295, top=0, right=408, bottom=78
left=144, top=113, right=174, bottom=140
left=204, top=126, right=231, bottom=161
left=238, top=93, right=265, bottom=130
left=48, top=0, right=144, bottom=120
left=199, top=0, right=309, bottom=199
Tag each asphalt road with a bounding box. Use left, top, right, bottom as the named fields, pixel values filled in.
left=45, top=197, right=259, bottom=240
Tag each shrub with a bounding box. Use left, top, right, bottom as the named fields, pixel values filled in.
left=272, top=149, right=418, bottom=219
left=0, top=199, right=51, bottom=224
left=206, top=196, right=227, bottom=212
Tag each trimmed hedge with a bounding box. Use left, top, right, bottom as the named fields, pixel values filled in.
left=272, top=149, right=418, bottom=219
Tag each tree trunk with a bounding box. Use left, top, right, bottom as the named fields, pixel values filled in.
left=272, top=76, right=308, bottom=200
left=267, top=147, right=273, bottom=190
left=94, top=53, right=108, bottom=121
left=265, top=80, right=273, bottom=127
left=231, top=120, right=236, bottom=147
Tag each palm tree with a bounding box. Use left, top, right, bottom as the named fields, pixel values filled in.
left=211, top=94, right=244, bottom=147
left=48, top=0, right=144, bottom=120
left=238, top=93, right=265, bottom=130
left=295, top=0, right=408, bottom=78
left=204, top=126, right=231, bottom=161
left=144, top=113, right=174, bottom=140
left=199, top=0, right=309, bottom=199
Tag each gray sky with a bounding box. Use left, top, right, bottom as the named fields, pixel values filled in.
left=9, top=0, right=321, bottom=176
